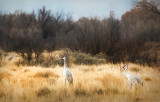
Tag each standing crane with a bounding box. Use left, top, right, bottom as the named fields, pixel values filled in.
left=121, top=65, right=143, bottom=88
left=8, top=55, right=14, bottom=60
left=62, top=57, right=73, bottom=85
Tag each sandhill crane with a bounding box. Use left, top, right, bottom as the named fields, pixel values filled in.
left=121, top=65, right=143, bottom=88
left=8, top=55, right=14, bottom=60
left=62, top=57, right=73, bottom=85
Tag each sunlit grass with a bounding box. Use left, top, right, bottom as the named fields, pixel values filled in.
left=0, top=63, right=160, bottom=102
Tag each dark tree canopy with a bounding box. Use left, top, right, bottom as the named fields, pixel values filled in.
left=0, top=2, right=160, bottom=66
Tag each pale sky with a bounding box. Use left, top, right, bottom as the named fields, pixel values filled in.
left=0, top=0, right=134, bottom=20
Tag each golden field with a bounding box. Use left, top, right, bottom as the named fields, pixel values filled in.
left=0, top=51, right=160, bottom=102
left=0, top=64, right=160, bottom=102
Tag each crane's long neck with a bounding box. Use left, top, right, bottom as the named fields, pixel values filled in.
left=123, top=67, right=128, bottom=75
left=123, top=69, right=126, bottom=74
left=64, top=60, right=67, bottom=69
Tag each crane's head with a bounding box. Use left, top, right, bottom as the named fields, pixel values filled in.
left=121, top=65, right=128, bottom=71
left=63, top=57, right=66, bottom=60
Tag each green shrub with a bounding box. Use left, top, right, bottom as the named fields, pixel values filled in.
left=16, top=49, right=107, bottom=67
left=73, top=52, right=106, bottom=65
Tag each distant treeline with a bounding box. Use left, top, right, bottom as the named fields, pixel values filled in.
left=0, top=0, right=160, bottom=66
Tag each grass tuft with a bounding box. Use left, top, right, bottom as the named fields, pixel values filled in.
left=144, top=77, right=152, bottom=81
left=0, top=72, right=12, bottom=81
left=37, top=87, right=51, bottom=97
left=34, top=71, right=59, bottom=78
left=74, top=89, right=86, bottom=96
left=130, top=67, right=139, bottom=72
left=83, top=67, right=95, bottom=72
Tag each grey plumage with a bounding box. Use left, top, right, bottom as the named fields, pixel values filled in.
left=8, top=55, right=14, bottom=60
left=121, top=65, right=143, bottom=88
left=62, top=57, right=73, bottom=85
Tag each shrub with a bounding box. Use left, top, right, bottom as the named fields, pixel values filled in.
left=12, top=49, right=107, bottom=67
left=73, top=51, right=106, bottom=65
left=37, top=87, right=51, bottom=97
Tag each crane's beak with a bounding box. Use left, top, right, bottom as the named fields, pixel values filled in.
left=120, top=66, right=124, bottom=72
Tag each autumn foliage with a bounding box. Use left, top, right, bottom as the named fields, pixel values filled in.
left=0, top=0, right=160, bottom=66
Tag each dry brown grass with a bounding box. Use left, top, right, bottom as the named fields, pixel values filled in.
left=34, top=71, right=59, bottom=78
left=0, top=63, right=160, bottom=102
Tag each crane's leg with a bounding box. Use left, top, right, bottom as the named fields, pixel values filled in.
left=128, top=78, right=132, bottom=89
left=65, top=79, right=66, bottom=86
left=141, top=82, right=143, bottom=87
left=129, top=83, right=132, bottom=89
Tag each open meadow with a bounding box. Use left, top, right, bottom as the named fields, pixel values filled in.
left=0, top=52, right=160, bottom=102
left=0, top=0, right=160, bottom=102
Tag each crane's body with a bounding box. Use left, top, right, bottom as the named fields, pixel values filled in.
left=8, top=55, right=14, bottom=60
left=63, top=57, right=73, bottom=85
left=122, top=65, right=143, bottom=88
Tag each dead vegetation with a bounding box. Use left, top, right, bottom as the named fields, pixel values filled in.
left=37, top=87, right=51, bottom=97
left=34, top=71, right=59, bottom=79
left=0, top=64, right=159, bottom=102
left=0, top=52, right=160, bottom=102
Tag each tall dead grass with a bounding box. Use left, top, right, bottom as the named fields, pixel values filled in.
left=0, top=63, right=160, bottom=102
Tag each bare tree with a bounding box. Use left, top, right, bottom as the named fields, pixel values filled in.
left=75, top=17, right=90, bottom=52
left=38, top=6, right=53, bottom=39
left=52, top=11, right=64, bottom=35
left=136, top=0, right=160, bottom=15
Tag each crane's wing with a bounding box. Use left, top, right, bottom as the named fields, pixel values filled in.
left=66, top=70, right=73, bottom=83
left=130, top=74, right=142, bottom=83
